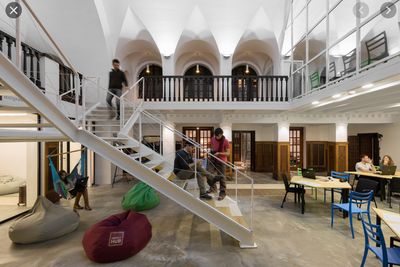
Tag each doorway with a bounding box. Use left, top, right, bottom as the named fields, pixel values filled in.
left=289, top=127, right=304, bottom=170
left=183, top=65, right=214, bottom=100
left=232, top=65, right=258, bottom=101
left=182, top=127, right=214, bottom=158
left=232, top=131, right=255, bottom=171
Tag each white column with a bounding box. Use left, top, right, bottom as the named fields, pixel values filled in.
left=94, top=155, right=112, bottom=185
left=219, top=55, right=233, bottom=101
left=335, top=122, right=348, bottom=142
left=161, top=55, right=175, bottom=101
left=162, top=122, right=176, bottom=165
left=162, top=54, right=175, bottom=75
left=220, top=122, right=232, bottom=141
left=275, top=122, right=290, bottom=142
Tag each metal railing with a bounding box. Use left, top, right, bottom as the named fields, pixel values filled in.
left=135, top=109, right=255, bottom=230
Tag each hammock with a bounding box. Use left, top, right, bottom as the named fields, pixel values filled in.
left=49, top=150, right=87, bottom=199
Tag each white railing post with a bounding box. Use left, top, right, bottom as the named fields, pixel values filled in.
left=120, top=97, right=124, bottom=130
left=82, top=77, right=86, bottom=129
left=15, top=0, right=21, bottom=69
left=194, top=146, right=197, bottom=181
left=251, top=178, right=254, bottom=230
left=74, top=75, right=79, bottom=125
left=139, top=111, right=142, bottom=163
left=235, top=168, right=238, bottom=202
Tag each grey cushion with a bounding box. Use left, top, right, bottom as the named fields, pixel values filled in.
left=9, top=196, right=79, bottom=244
left=0, top=175, right=25, bottom=195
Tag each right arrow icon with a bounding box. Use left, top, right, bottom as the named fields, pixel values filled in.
left=381, top=2, right=397, bottom=18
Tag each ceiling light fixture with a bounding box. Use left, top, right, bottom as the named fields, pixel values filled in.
left=312, top=101, right=319, bottom=105
left=332, top=94, right=341, bottom=99
left=196, top=64, right=200, bottom=74
left=362, top=83, right=374, bottom=89
left=245, top=64, right=250, bottom=74
left=146, top=64, right=150, bottom=74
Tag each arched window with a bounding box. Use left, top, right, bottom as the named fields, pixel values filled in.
left=183, top=64, right=213, bottom=100
left=138, top=64, right=162, bottom=100
left=232, top=65, right=258, bottom=101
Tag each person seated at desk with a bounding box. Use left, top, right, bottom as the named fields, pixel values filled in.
left=380, top=155, right=395, bottom=169
left=173, top=142, right=221, bottom=200
left=355, top=154, right=377, bottom=173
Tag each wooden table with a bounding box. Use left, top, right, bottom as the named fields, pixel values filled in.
left=291, top=176, right=352, bottom=214
left=346, top=171, right=400, bottom=208
left=373, top=208, right=400, bottom=247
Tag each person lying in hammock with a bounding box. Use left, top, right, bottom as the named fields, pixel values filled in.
left=59, top=170, right=92, bottom=211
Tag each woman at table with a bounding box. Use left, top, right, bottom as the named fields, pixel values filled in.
left=380, top=155, right=395, bottom=169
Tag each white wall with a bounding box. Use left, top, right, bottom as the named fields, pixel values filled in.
left=349, top=123, right=400, bottom=165
left=0, top=114, right=39, bottom=206
left=232, top=124, right=276, bottom=141
left=304, top=124, right=335, bottom=141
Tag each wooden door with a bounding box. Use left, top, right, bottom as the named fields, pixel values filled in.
left=182, top=127, right=213, bottom=158
left=306, top=142, right=327, bottom=171
left=44, top=142, right=60, bottom=195
left=289, top=127, right=304, bottom=170
left=232, top=131, right=255, bottom=171
left=348, top=135, right=359, bottom=171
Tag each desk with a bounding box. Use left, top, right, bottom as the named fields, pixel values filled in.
left=373, top=208, right=400, bottom=247
left=373, top=208, right=400, bottom=239
left=346, top=171, right=400, bottom=208
left=291, top=176, right=351, bottom=214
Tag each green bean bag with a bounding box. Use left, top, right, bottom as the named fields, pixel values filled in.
left=9, top=196, right=79, bottom=244
left=122, top=182, right=160, bottom=211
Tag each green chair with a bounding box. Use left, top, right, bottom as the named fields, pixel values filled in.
left=309, top=71, right=320, bottom=89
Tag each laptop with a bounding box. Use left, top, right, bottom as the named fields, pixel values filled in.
left=381, top=165, right=397, bottom=175
left=302, top=168, right=316, bottom=179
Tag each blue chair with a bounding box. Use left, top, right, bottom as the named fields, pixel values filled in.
left=324, top=171, right=350, bottom=203
left=331, top=190, right=373, bottom=239
left=360, top=217, right=400, bottom=267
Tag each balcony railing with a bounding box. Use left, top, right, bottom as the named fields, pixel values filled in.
left=139, top=75, right=289, bottom=102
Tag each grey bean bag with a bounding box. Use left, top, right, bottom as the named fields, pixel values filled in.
left=9, top=196, right=80, bottom=244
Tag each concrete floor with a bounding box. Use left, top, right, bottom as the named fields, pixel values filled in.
left=0, top=182, right=396, bottom=267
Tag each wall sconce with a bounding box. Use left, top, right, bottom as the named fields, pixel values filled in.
left=146, top=64, right=150, bottom=74
left=245, top=64, right=250, bottom=74
left=196, top=64, right=200, bottom=74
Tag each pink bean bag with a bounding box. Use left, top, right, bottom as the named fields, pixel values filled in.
left=82, top=211, right=152, bottom=263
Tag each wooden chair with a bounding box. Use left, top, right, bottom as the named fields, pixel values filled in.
left=342, top=48, right=356, bottom=75
left=365, top=31, right=389, bottom=65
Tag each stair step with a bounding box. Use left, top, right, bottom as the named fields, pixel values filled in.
left=95, top=106, right=134, bottom=111
left=144, top=159, right=164, bottom=169
left=114, top=144, right=139, bottom=150
left=101, top=137, right=129, bottom=141
left=91, top=130, right=120, bottom=133
left=87, top=123, right=121, bottom=127
left=130, top=151, right=153, bottom=159
left=204, top=197, right=248, bottom=228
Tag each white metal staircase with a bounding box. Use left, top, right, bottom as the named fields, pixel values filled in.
left=0, top=52, right=256, bottom=248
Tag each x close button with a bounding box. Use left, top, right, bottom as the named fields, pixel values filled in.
left=5, top=2, right=22, bottom=19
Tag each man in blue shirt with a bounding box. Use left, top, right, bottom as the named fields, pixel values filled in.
left=174, top=142, right=221, bottom=200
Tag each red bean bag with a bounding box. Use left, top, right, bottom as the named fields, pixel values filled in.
left=82, top=211, right=152, bottom=263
